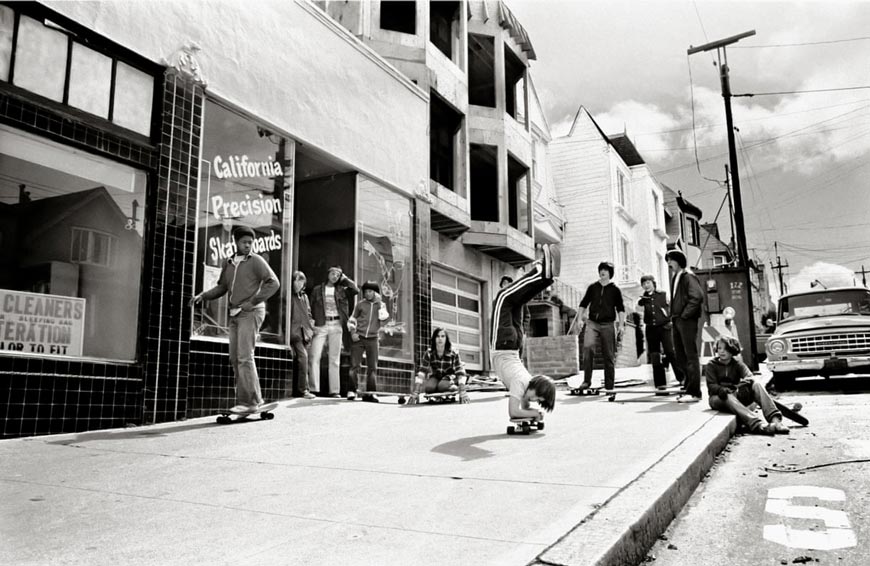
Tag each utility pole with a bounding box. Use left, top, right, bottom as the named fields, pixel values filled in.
left=771, top=241, right=789, bottom=295
left=688, top=30, right=758, bottom=368
left=725, top=164, right=736, bottom=259
left=856, top=265, right=869, bottom=287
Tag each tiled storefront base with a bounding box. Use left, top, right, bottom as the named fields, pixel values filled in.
left=0, top=356, right=144, bottom=439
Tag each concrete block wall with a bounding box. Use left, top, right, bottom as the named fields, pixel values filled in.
left=525, top=336, right=579, bottom=377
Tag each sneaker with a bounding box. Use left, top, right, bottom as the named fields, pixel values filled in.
left=229, top=404, right=251, bottom=414
left=303, top=392, right=316, bottom=400
left=362, top=394, right=380, bottom=403
left=538, top=244, right=561, bottom=279
left=447, top=384, right=459, bottom=393
left=751, top=423, right=776, bottom=436
left=346, top=391, right=357, bottom=401
left=330, top=393, right=342, bottom=399
left=768, top=419, right=789, bottom=435
left=678, top=396, right=701, bottom=404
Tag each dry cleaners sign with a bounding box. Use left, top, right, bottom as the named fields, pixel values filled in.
left=0, top=290, right=85, bottom=356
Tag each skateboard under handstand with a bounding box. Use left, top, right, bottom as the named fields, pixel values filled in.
left=216, top=401, right=279, bottom=424
left=506, top=417, right=544, bottom=435
left=424, top=391, right=458, bottom=403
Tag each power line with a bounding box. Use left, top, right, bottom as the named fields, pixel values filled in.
left=733, top=36, right=870, bottom=48
left=735, top=86, right=870, bottom=97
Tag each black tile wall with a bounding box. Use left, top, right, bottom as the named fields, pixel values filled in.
left=413, top=198, right=432, bottom=368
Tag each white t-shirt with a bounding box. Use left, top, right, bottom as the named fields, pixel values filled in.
left=508, top=373, right=531, bottom=403
left=324, top=285, right=338, bottom=317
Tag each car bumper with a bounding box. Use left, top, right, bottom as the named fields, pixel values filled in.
left=768, top=356, right=870, bottom=373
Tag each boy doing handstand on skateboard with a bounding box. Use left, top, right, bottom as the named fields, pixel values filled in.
left=491, top=245, right=559, bottom=421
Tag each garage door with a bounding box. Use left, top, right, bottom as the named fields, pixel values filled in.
left=431, top=267, right=483, bottom=370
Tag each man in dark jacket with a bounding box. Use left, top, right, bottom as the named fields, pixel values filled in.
left=637, top=274, right=677, bottom=390
left=666, top=249, right=704, bottom=403
left=290, top=271, right=315, bottom=399
left=577, top=261, right=625, bottom=391
left=309, top=265, right=359, bottom=397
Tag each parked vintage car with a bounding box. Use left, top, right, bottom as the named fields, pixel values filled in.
left=766, top=286, right=870, bottom=388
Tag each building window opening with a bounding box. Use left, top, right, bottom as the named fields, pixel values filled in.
left=686, top=216, right=700, bottom=246
left=468, top=34, right=495, bottom=108
left=616, top=170, right=627, bottom=208
left=470, top=144, right=498, bottom=222
left=430, top=1, right=459, bottom=60
left=618, top=235, right=631, bottom=282
left=507, top=153, right=529, bottom=235
left=430, top=91, right=462, bottom=192
left=0, top=124, right=147, bottom=361
left=0, top=5, right=156, bottom=137
left=194, top=100, right=294, bottom=345
left=380, top=1, right=416, bottom=35
left=504, top=45, right=526, bottom=121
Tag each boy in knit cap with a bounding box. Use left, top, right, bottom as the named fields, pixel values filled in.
left=347, top=280, right=390, bottom=402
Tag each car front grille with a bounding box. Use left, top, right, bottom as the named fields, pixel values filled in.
left=791, top=332, right=870, bottom=355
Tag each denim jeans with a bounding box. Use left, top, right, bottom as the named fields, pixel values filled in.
left=672, top=317, right=702, bottom=397
left=583, top=320, right=617, bottom=389
left=708, top=378, right=782, bottom=430
left=228, top=307, right=265, bottom=406
left=290, top=333, right=309, bottom=396
left=309, top=320, right=343, bottom=394
left=645, top=324, right=676, bottom=388
left=350, top=336, right=379, bottom=394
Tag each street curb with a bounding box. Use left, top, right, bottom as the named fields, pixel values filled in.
left=531, top=412, right=737, bottom=566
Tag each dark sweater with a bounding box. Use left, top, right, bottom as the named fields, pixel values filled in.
left=580, top=281, right=625, bottom=323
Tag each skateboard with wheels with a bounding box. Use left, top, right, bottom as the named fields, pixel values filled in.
left=564, top=375, right=601, bottom=396
left=507, top=417, right=544, bottom=435
left=603, top=384, right=685, bottom=402
left=774, top=400, right=808, bottom=426
left=424, top=391, right=458, bottom=403
left=216, top=402, right=278, bottom=424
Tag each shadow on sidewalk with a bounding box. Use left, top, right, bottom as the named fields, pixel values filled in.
left=46, top=421, right=222, bottom=445
left=432, top=432, right=541, bottom=461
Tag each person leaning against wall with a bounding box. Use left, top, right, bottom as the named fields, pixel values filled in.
left=189, top=225, right=280, bottom=413
left=289, top=271, right=316, bottom=399
left=309, top=265, right=359, bottom=397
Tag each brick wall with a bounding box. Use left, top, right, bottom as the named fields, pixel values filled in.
left=525, top=336, right=579, bottom=377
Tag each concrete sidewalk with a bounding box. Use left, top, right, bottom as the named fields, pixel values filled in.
left=0, top=365, right=743, bottom=566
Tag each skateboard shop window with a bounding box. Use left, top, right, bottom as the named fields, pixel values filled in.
left=356, top=176, right=412, bottom=361
left=192, top=99, right=294, bottom=346
left=0, top=124, right=146, bottom=361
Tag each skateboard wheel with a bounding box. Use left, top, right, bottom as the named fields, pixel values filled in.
left=398, top=396, right=406, bottom=405
left=608, top=395, right=616, bottom=402
left=792, top=403, right=802, bottom=413
left=537, top=422, right=544, bottom=430
left=507, top=426, right=515, bottom=435
left=522, top=425, right=530, bottom=434
left=217, top=416, right=231, bottom=424
left=261, top=412, right=275, bottom=420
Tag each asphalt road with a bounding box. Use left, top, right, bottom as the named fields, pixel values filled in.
left=646, top=375, right=870, bottom=566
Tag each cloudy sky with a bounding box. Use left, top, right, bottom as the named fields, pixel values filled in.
left=510, top=0, right=870, bottom=296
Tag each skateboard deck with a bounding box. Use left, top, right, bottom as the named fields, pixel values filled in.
left=216, top=402, right=278, bottom=424
left=507, top=417, right=545, bottom=435
left=603, top=384, right=685, bottom=402
left=424, top=391, right=458, bottom=403
left=774, top=400, right=808, bottom=426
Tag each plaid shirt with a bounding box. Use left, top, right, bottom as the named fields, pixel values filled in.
left=418, top=348, right=466, bottom=381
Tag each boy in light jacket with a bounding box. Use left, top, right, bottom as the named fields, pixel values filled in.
left=347, top=280, right=390, bottom=402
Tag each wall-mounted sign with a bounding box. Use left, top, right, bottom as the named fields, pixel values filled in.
left=213, top=154, right=283, bottom=180
left=0, top=290, right=85, bottom=356
left=208, top=229, right=283, bottom=263
left=210, top=193, right=283, bottom=221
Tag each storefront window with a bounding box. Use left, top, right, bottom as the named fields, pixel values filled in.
left=192, top=100, right=294, bottom=346
left=0, top=124, right=146, bottom=361
left=356, top=176, right=412, bottom=360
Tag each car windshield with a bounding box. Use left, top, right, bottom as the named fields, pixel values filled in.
left=779, top=289, right=870, bottom=322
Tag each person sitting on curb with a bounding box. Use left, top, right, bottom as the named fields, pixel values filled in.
left=347, top=280, right=390, bottom=402
left=705, top=336, right=789, bottom=435
left=491, top=244, right=559, bottom=421
left=408, top=327, right=469, bottom=405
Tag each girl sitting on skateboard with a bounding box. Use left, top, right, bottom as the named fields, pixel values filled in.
left=408, top=327, right=469, bottom=404
left=705, top=336, right=789, bottom=435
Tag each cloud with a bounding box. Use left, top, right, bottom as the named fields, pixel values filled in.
left=788, top=261, right=857, bottom=292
